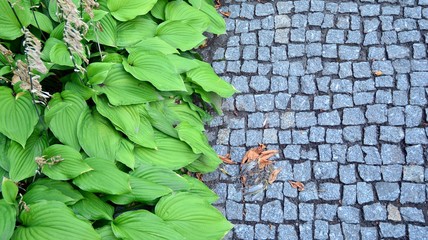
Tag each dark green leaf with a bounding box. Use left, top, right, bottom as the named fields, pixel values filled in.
left=96, top=226, right=118, bottom=240
left=72, top=191, right=114, bottom=221
left=23, top=185, right=76, bottom=205
left=30, top=11, right=53, bottom=33
left=0, top=0, right=31, bottom=40
left=29, top=179, right=83, bottom=204
left=0, top=200, right=16, bottom=240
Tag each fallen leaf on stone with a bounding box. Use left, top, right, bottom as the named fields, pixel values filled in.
left=241, top=144, right=266, bottom=164
left=220, top=11, right=231, bottom=17
left=373, top=70, right=383, bottom=76
left=268, top=168, right=281, bottom=184
left=219, top=153, right=235, bottom=164
left=241, top=175, right=247, bottom=185
left=258, top=158, right=273, bottom=169
left=196, top=173, right=203, bottom=181
left=258, top=150, right=278, bottom=169
left=215, top=0, right=221, bottom=8
left=288, top=180, right=304, bottom=191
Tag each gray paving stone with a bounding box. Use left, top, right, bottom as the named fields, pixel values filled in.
left=343, top=126, right=362, bottom=142
left=401, top=207, right=425, bottom=223
left=315, top=220, right=329, bottom=240
left=364, top=125, right=378, bottom=145
left=261, top=200, right=283, bottom=223
left=342, top=185, right=357, bottom=206
left=255, top=3, right=274, bottom=16
left=292, top=130, right=309, bottom=144
left=278, top=130, right=291, bottom=145
left=406, top=105, right=423, bottom=127
left=409, top=225, right=428, bottom=240
left=319, top=183, right=341, bottom=200
left=228, top=183, right=243, bottom=201
left=358, top=165, right=381, bottom=182
left=275, top=93, right=291, bottom=110
left=299, top=182, right=319, bottom=202
left=375, top=89, right=392, bottom=104
left=293, top=161, right=311, bottom=181
left=338, top=46, right=360, bottom=60
left=406, top=144, right=424, bottom=164
left=291, top=95, right=310, bottom=110
left=339, top=164, right=356, bottom=184
left=299, top=203, right=314, bottom=221
left=381, top=165, right=403, bottom=182
left=234, top=224, right=254, bottom=240
left=278, top=225, right=297, bottom=240
left=366, top=104, right=387, bottom=123
left=381, top=144, right=405, bottom=164
left=403, top=165, right=425, bottom=182
left=329, top=224, right=344, bottom=240
left=332, top=144, right=347, bottom=164
left=357, top=182, right=374, bottom=204
left=333, top=94, right=353, bottom=109
left=310, top=126, right=325, bottom=143
left=316, top=204, right=338, bottom=221
left=361, top=146, right=381, bottom=165
left=347, top=145, right=364, bottom=163
left=363, top=203, right=387, bottom=221
left=410, top=87, right=427, bottom=105
left=379, top=223, right=405, bottom=238
left=299, top=222, right=313, bottom=240
left=379, top=126, right=404, bottom=143
left=313, top=95, right=331, bottom=110
left=353, top=92, right=374, bottom=105
left=375, top=182, right=400, bottom=201
left=342, top=108, right=366, bottom=125
left=283, top=198, right=297, bottom=221
left=230, top=129, right=246, bottom=146
left=400, top=183, right=426, bottom=203
left=226, top=200, right=244, bottom=220
left=406, top=128, right=428, bottom=144
left=318, top=144, right=332, bottom=162
left=361, top=227, right=378, bottom=240
left=338, top=206, right=360, bottom=224
left=284, top=145, right=301, bottom=160
left=255, top=224, right=276, bottom=240
left=266, top=182, right=282, bottom=200
left=314, top=162, right=338, bottom=180
left=387, top=45, right=410, bottom=59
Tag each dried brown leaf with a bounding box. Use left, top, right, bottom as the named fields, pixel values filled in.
left=288, top=180, right=305, bottom=191
left=196, top=173, right=203, bottom=181
left=219, top=153, right=235, bottom=164
left=268, top=168, right=281, bottom=184
left=373, top=70, right=383, bottom=76
left=220, top=11, right=230, bottom=17
left=241, top=147, right=262, bottom=164
left=258, top=158, right=273, bottom=169
left=241, top=175, right=247, bottom=185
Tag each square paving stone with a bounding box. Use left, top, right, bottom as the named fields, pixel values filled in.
left=375, top=182, right=400, bottom=201
left=319, top=183, right=341, bottom=200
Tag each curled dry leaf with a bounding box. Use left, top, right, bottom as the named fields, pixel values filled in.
left=220, top=11, right=231, bottom=17
left=219, top=153, right=235, bottom=164
left=268, top=168, right=281, bottom=184
left=258, top=158, right=272, bottom=169
left=288, top=180, right=305, bottom=191
left=258, top=149, right=278, bottom=169
left=241, top=144, right=266, bottom=164
left=373, top=70, right=383, bottom=76
left=196, top=173, right=203, bottom=181
left=241, top=175, right=247, bottom=185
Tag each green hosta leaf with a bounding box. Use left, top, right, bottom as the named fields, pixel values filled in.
left=45, top=91, right=88, bottom=150
left=41, top=144, right=93, bottom=180
left=0, top=66, right=11, bottom=76
left=156, top=20, right=206, bottom=51
left=187, top=62, right=237, bottom=98
left=30, top=11, right=53, bottom=33
left=107, top=0, right=157, bottom=21
left=166, top=100, right=204, bottom=132
left=0, top=200, right=15, bottom=240
left=48, top=0, right=80, bottom=22
left=0, top=134, right=9, bottom=171
left=181, top=175, right=218, bottom=203
left=150, top=0, right=167, bottom=20
left=8, top=127, right=48, bottom=182
left=96, top=226, right=118, bottom=240
left=92, top=64, right=161, bottom=106
left=117, top=16, right=157, bottom=46
left=194, top=87, right=223, bottom=114
left=50, top=41, right=82, bottom=67
left=126, top=37, right=178, bottom=55
left=0, top=87, right=39, bottom=148
left=87, top=62, right=116, bottom=85
left=116, top=139, right=136, bottom=169
left=23, top=185, right=76, bottom=205
left=64, top=75, right=95, bottom=100
left=165, top=0, right=210, bottom=32
left=106, top=175, right=171, bottom=205
left=1, top=178, right=18, bottom=204
left=29, top=179, right=83, bottom=204
left=123, top=51, right=186, bottom=91
left=185, top=151, right=221, bottom=173
left=176, top=122, right=219, bottom=160
left=137, top=114, right=157, bottom=149
left=134, top=131, right=200, bottom=170
left=12, top=201, right=100, bottom=240
left=155, top=193, right=232, bottom=240
left=188, top=0, right=226, bottom=34
left=112, top=210, right=184, bottom=239
left=167, top=55, right=200, bottom=73
left=0, top=0, right=31, bottom=40
left=94, top=95, right=155, bottom=148
left=132, top=165, right=189, bottom=191
left=142, top=102, right=179, bottom=138
left=77, top=108, right=122, bottom=161
left=73, top=157, right=131, bottom=195
left=72, top=191, right=114, bottom=221
left=86, top=13, right=117, bottom=47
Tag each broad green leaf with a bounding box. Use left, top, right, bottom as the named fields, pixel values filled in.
left=126, top=37, right=178, bottom=55
left=73, top=157, right=131, bottom=195
left=156, top=20, right=206, bottom=51
left=0, top=66, right=11, bottom=76
left=155, top=193, right=233, bottom=240
left=116, top=16, right=157, bottom=46
left=106, top=175, right=171, bottom=205
left=123, top=51, right=186, bottom=91
left=0, top=87, right=39, bottom=148
left=50, top=42, right=82, bottom=67
left=92, top=64, right=162, bottom=105
left=107, top=0, right=157, bottom=21
left=187, top=62, right=237, bottom=98
left=134, top=131, right=200, bottom=170
left=181, top=175, right=218, bottom=203
left=188, top=0, right=226, bottom=34
left=0, top=169, right=7, bottom=191
left=23, top=185, right=76, bottom=205
left=1, top=178, right=18, bottom=204
left=94, top=95, right=155, bottom=148
left=166, top=55, right=200, bottom=73
left=48, top=0, right=80, bottom=22
left=142, top=102, right=179, bottom=138
left=45, top=91, right=88, bottom=150
left=41, top=37, right=63, bottom=61
left=166, top=100, right=204, bottom=132
left=150, top=0, right=167, bottom=20
left=64, top=75, right=95, bottom=100
left=0, top=134, right=10, bottom=172
left=132, top=165, right=189, bottom=191
left=77, top=108, right=122, bottom=161
left=30, top=11, right=53, bottom=33
left=165, top=0, right=210, bottom=32
left=29, top=179, right=83, bottom=203
left=137, top=114, right=157, bottom=149
left=185, top=154, right=221, bottom=173
left=96, top=226, right=118, bottom=240
left=116, top=139, right=136, bottom=169
left=0, top=0, right=31, bottom=40
left=72, top=191, right=114, bottom=221
left=0, top=200, right=15, bottom=240
left=86, top=13, right=117, bottom=47
left=49, top=22, right=64, bottom=39
left=194, top=87, right=223, bottom=114
left=8, top=127, right=48, bottom=182
left=12, top=201, right=100, bottom=240
left=87, top=62, right=116, bottom=85
left=176, top=122, right=218, bottom=160
left=112, top=210, right=184, bottom=240
left=41, top=144, right=93, bottom=180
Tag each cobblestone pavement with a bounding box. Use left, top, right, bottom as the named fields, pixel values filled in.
left=199, top=0, right=428, bottom=239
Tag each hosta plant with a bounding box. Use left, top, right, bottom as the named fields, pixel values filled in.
left=0, top=0, right=236, bottom=239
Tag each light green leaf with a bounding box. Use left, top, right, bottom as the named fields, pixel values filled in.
left=112, top=210, right=184, bottom=240
left=64, top=74, right=95, bottom=100
left=142, top=102, right=180, bottom=138
left=0, top=200, right=16, bottom=240
left=132, top=165, right=189, bottom=191
left=116, top=139, right=136, bottom=169
left=23, top=185, right=76, bottom=205
left=166, top=99, right=204, bottom=132
left=30, top=11, right=53, bottom=33
left=1, top=177, right=18, bottom=204
left=187, top=62, right=237, bottom=98
left=29, top=179, right=83, bottom=204
left=41, top=144, right=93, bottom=180
left=106, top=175, right=171, bottom=205
left=176, top=122, right=218, bottom=160
left=0, top=134, right=10, bottom=171
left=41, top=38, right=63, bottom=62
left=87, top=62, right=116, bottom=85
left=116, top=16, right=157, bottom=46
left=0, top=66, right=11, bottom=76
left=181, top=175, right=218, bottom=203
left=12, top=201, right=100, bottom=240
left=96, top=226, right=118, bottom=240
left=73, top=157, right=131, bottom=195
left=167, top=55, right=200, bottom=73
left=8, top=127, right=48, bottom=182
left=0, top=87, right=39, bottom=148
left=188, top=0, right=226, bottom=34
left=156, top=20, right=206, bottom=51
left=107, top=0, right=157, bottom=21
left=150, top=0, right=167, bottom=20
left=126, top=37, right=178, bottom=55
left=86, top=13, right=117, bottom=47
left=137, top=114, right=157, bottom=149
left=77, top=108, right=122, bottom=161
left=134, top=131, right=200, bottom=170
left=194, top=87, right=223, bottom=114
left=45, top=91, right=88, bottom=150
left=48, top=0, right=80, bottom=22
left=155, top=193, right=233, bottom=240
left=50, top=42, right=82, bottom=67
left=165, top=0, right=210, bottom=32
left=72, top=191, right=114, bottom=221
left=92, top=64, right=162, bottom=105
left=123, top=51, right=186, bottom=91
left=0, top=0, right=31, bottom=40
left=185, top=154, right=221, bottom=173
